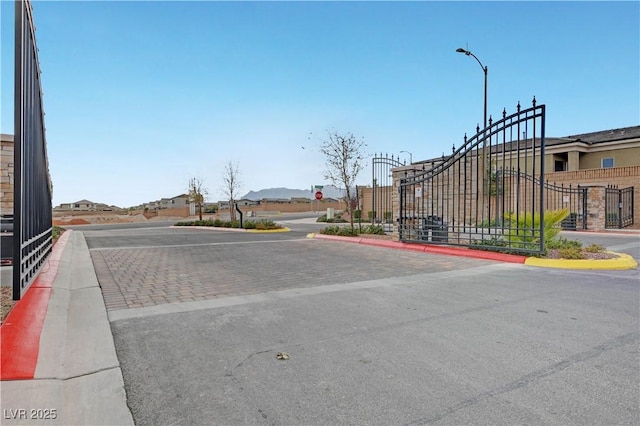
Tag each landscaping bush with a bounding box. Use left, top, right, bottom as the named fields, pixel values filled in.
left=546, top=237, right=582, bottom=250
left=558, top=246, right=585, bottom=259
left=504, top=209, right=569, bottom=250
left=320, top=226, right=360, bottom=237
left=316, top=214, right=347, bottom=223
left=252, top=219, right=281, bottom=230
left=52, top=226, right=65, bottom=241
left=360, top=225, right=385, bottom=235
left=584, top=243, right=606, bottom=253
left=353, top=210, right=361, bottom=219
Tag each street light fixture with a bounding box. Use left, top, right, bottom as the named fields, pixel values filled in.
left=456, top=47, right=488, bottom=132
left=400, top=150, right=413, bottom=164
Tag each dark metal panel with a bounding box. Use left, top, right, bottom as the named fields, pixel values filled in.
left=13, top=0, right=52, bottom=300
left=606, top=185, right=635, bottom=229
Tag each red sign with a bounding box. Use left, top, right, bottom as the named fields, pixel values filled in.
left=315, top=191, right=323, bottom=200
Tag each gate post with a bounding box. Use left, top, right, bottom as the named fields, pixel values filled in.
left=585, top=185, right=606, bottom=231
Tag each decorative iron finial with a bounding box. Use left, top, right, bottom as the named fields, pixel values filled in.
left=452, top=144, right=456, bottom=154
left=464, top=133, right=468, bottom=143
left=502, top=108, right=506, bottom=118
left=532, top=96, right=536, bottom=107
left=517, top=101, right=521, bottom=112
left=489, top=115, right=493, bottom=126
left=476, top=124, right=480, bottom=134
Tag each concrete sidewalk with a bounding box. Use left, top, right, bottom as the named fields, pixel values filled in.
left=1, top=231, right=133, bottom=425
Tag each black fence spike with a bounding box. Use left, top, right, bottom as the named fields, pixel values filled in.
left=532, top=96, right=537, bottom=107
left=452, top=144, right=456, bottom=153
left=503, top=108, right=507, bottom=118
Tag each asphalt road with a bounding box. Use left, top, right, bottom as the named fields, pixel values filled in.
left=81, top=222, right=639, bottom=425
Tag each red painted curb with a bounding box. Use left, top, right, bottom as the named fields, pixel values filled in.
left=0, top=231, right=70, bottom=380
left=312, top=233, right=526, bottom=264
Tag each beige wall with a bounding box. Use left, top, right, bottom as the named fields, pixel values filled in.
left=578, top=147, right=640, bottom=170
left=545, top=165, right=639, bottom=229
left=157, top=207, right=190, bottom=217
left=0, top=135, right=14, bottom=215
left=234, top=199, right=345, bottom=214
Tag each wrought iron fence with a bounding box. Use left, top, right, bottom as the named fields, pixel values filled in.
left=13, top=0, right=53, bottom=300
left=399, top=99, right=547, bottom=254
left=495, top=170, right=587, bottom=231
left=371, top=154, right=405, bottom=227
left=605, top=185, right=634, bottom=229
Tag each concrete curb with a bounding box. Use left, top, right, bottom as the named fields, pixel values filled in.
left=170, top=225, right=291, bottom=233
left=0, top=231, right=134, bottom=425
left=307, top=233, right=638, bottom=269
left=524, top=252, right=638, bottom=270
left=306, top=233, right=528, bottom=263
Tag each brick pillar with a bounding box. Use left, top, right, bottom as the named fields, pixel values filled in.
left=585, top=185, right=606, bottom=231
left=392, top=169, right=400, bottom=241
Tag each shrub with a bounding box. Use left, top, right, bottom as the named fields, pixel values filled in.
left=504, top=209, right=569, bottom=250
left=252, top=219, right=282, bottom=230
left=353, top=210, right=361, bottom=219
left=584, top=243, right=606, bottom=253
left=243, top=221, right=257, bottom=229
left=52, top=226, right=65, bottom=241
left=546, top=237, right=582, bottom=250
left=383, top=212, right=392, bottom=222
left=320, top=226, right=359, bottom=237
left=558, top=246, right=585, bottom=259
left=360, top=225, right=385, bottom=235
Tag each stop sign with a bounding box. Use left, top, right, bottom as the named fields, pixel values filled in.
left=315, top=191, right=323, bottom=200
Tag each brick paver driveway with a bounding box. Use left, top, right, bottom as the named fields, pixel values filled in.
left=86, top=225, right=490, bottom=311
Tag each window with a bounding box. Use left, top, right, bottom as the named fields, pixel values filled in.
left=601, top=157, right=614, bottom=168
left=554, top=160, right=566, bottom=172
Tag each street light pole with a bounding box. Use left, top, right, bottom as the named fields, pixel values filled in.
left=456, top=47, right=488, bottom=132
left=400, top=150, right=413, bottom=164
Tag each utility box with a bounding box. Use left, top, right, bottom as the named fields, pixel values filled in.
left=327, top=208, right=335, bottom=220
left=422, top=215, right=448, bottom=243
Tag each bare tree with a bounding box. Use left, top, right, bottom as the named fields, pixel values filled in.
left=222, top=161, right=242, bottom=221
left=188, top=177, right=207, bottom=221
left=320, top=131, right=367, bottom=229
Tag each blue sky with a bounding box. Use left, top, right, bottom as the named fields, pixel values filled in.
left=1, top=1, right=638, bottom=208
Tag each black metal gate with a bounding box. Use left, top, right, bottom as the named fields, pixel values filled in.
left=13, top=0, right=53, bottom=300
left=399, top=99, right=547, bottom=254
left=605, top=185, right=634, bottom=229
left=495, top=170, right=588, bottom=231
left=371, top=154, right=405, bottom=227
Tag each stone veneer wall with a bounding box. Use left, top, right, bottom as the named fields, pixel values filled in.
left=545, top=166, right=639, bottom=230
left=0, top=135, right=14, bottom=215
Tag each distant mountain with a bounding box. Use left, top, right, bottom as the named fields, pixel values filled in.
left=241, top=185, right=346, bottom=201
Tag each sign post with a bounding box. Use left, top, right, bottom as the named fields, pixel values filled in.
left=313, top=185, right=324, bottom=214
